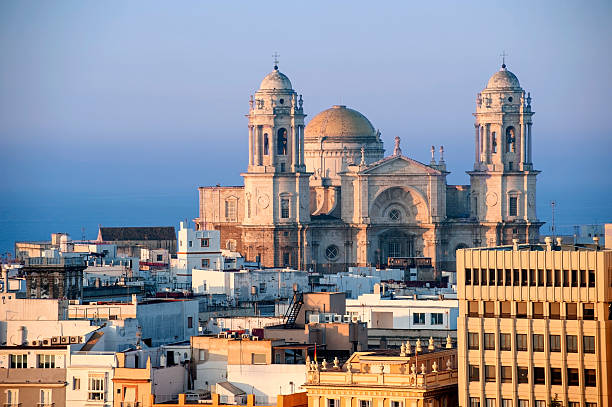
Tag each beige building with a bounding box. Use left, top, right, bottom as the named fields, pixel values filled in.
left=303, top=343, right=458, bottom=407
left=197, top=62, right=541, bottom=272
left=456, top=239, right=612, bottom=407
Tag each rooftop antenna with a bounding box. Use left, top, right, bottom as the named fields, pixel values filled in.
left=272, top=52, right=280, bottom=70
left=500, top=50, right=508, bottom=69
left=81, top=227, right=86, bottom=241
left=551, top=201, right=556, bottom=238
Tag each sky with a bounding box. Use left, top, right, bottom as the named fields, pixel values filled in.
left=1, top=1, right=611, bottom=254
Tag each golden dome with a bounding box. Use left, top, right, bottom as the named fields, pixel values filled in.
left=305, top=105, right=377, bottom=142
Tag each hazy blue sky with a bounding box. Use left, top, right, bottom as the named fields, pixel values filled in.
left=1, top=1, right=611, bottom=253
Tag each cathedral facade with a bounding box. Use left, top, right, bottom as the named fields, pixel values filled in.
left=196, top=62, right=542, bottom=272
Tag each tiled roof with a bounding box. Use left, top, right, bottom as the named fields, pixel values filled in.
left=99, top=226, right=176, bottom=241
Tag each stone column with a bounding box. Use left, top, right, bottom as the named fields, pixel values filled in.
left=299, top=125, right=305, bottom=169
left=528, top=123, right=532, bottom=163
left=520, top=122, right=526, bottom=164
left=287, top=126, right=293, bottom=169
left=294, top=125, right=299, bottom=170
left=269, top=126, right=276, bottom=167
left=248, top=125, right=254, bottom=167
left=474, top=124, right=480, bottom=165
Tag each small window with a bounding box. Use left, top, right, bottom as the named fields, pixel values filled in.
left=583, top=303, right=595, bottom=320
left=252, top=353, right=267, bottom=364
left=584, top=369, right=596, bottom=387
left=500, top=333, right=511, bottom=351
left=325, top=245, right=339, bottom=260
left=500, top=301, right=511, bottom=317
left=388, top=209, right=401, bottom=221
left=516, top=334, right=527, bottom=351
left=550, top=303, right=561, bottom=319
left=566, top=335, right=578, bottom=353
left=188, top=316, right=193, bottom=329
left=509, top=196, right=518, bottom=216
left=73, top=377, right=81, bottom=390
left=281, top=198, right=289, bottom=219
left=486, top=399, right=496, bottom=407
left=484, top=333, right=495, bottom=350
left=88, top=376, right=105, bottom=401
left=484, top=301, right=494, bottom=317
left=6, top=389, right=18, bottom=406
left=502, top=400, right=513, bottom=407
left=533, top=367, right=545, bottom=384
left=431, top=313, right=443, bottom=325
left=40, top=389, right=52, bottom=406
left=501, top=366, right=512, bottom=383
left=328, top=400, right=340, bottom=407
left=517, top=366, right=528, bottom=383
left=259, top=282, right=266, bottom=293
left=533, top=302, right=544, bottom=318
left=470, top=398, right=481, bottom=407
left=469, top=365, right=480, bottom=381
left=37, top=354, right=56, bottom=368
left=200, top=238, right=209, bottom=248
left=359, top=401, right=371, bottom=407
left=413, top=313, right=425, bottom=325
left=201, top=259, right=210, bottom=268
left=567, top=368, right=579, bottom=386
left=225, top=200, right=237, bottom=222
left=567, top=303, right=578, bottom=320
left=550, top=367, right=562, bottom=385
left=516, top=302, right=527, bottom=318
left=391, top=402, right=403, bottom=407
left=279, top=98, right=284, bottom=105
left=468, top=332, right=479, bottom=350
left=485, top=365, right=496, bottom=382
left=583, top=336, right=595, bottom=353
left=188, top=240, right=193, bottom=248
left=468, top=301, right=479, bottom=317
left=550, top=335, right=561, bottom=352
left=518, top=401, right=528, bottom=407
left=533, top=334, right=544, bottom=352
left=156, top=254, right=163, bottom=262
left=9, top=354, right=27, bottom=368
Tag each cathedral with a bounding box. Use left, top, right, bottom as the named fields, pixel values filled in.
left=195, top=61, right=542, bottom=272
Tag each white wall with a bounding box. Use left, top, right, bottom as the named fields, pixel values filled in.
left=226, top=364, right=306, bottom=404
left=66, top=351, right=116, bottom=407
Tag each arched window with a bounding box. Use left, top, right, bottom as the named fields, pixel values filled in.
left=277, top=128, right=287, bottom=155
left=263, top=134, right=269, bottom=155
left=492, top=132, right=497, bottom=153
left=506, top=126, right=516, bottom=153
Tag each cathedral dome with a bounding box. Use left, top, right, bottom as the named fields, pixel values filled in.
left=486, top=66, right=521, bottom=89
left=305, top=105, right=377, bottom=142
left=259, top=67, right=293, bottom=91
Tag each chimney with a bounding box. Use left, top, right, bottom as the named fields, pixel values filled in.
left=556, top=237, right=563, bottom=247
left=593, top=236, right=600, bottom=250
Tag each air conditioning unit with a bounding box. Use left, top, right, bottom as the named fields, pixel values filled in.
left=60, top=336, right=69, bottom=344
left=251, top=336, right=259, bottom=341
left=343, top=315, right=351, bottom=323
left=217, top=332, right=228, bottom=338
left=241, top=334, right=250, bottom=340
left=333, top=315, right=342, bottom=323
left=351, top=315, right=360, bottom=323
left=31, top=340, right=39, bottom=346
left=69, top=336, right=79, bottom=344
left=42, top=339, right=50, bottom=346
left=51, top=336, right=61, bottom=344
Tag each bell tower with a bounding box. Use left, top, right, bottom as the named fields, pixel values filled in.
left=241, top=59, right=312, bottom=268
left=469, top=61, right=542, bottom=245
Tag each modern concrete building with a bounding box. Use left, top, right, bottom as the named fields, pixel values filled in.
left=456, top=239, right=612, bottom=407
left=302, top=345, right=458, bottom=407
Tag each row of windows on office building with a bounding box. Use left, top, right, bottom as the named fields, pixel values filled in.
left=464, top=267, right=597, bottom=287
left=470, top=398, right=596, bottom=407
left=9, top=354, right=56, bottom=368
left=468, top=365, right=597, bottom=387
left=467, top=332, right=596, bottom=353
left=467, top=300, right=596, bottom=320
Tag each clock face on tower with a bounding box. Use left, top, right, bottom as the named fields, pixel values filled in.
left=486, top=192, right=498, bottom=207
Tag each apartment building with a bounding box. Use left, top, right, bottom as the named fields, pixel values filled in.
left=457, top=239, right=612, bottom=407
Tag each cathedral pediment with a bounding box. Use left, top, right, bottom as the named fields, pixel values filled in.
left=360, top=155, right=442, bottom=176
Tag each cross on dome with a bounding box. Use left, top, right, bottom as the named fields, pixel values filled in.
left=500, top=50, right=508, bottom=69
left=272, top=52, right=280, bottom=70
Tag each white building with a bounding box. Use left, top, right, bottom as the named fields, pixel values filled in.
left=65, top=348, right=117, bottom=407
left=173, top=222, right=225, bottom=285
left=191, top=268, right=308, bottom=301
left=315, top=272, right=380, bottom=299
left=346, top=292, right=458, bottom=330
